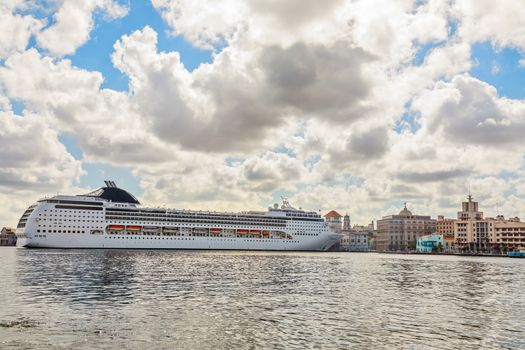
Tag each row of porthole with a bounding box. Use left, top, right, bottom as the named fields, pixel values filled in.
left=37, top=229, right=85, bottom=234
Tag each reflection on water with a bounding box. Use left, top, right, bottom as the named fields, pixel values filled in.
left=17, top=250, right=138, bottom=305
left=0, top=249, right=524, bottom=349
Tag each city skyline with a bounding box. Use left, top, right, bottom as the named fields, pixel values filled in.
left=1, top=1, right=525, bottom=227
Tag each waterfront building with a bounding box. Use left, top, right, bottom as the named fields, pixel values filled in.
left=436, top=216, right=456, bottom=235
left=416, top=234, right=444, bottom=252
left=340, top=231, right=369, bottom=252
left=454, top=195, right=492, bottom=251
left=458, top=195, right=483, bottom=220
left=351, top=222, right=374, bottom=232
left=443, top=234, right=456, bottom=252
left=348, top=232, right=368, bottom=251
left=343, top=213, right=350, bottom=231
left=452, top=195, right=525, bottom=252
left=324, top=210, right=343, bottom=233
left=376, top=204, right=436, bottom=251
left=0, top=227, right=17, bottom=246
left=492, top=217, right=525, bottom=250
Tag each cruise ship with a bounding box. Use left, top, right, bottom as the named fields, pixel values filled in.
left=16, top=181, right=341, bottom=251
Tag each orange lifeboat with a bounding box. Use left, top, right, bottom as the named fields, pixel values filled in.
left=210, top=228, right=222, bottom=233
left=108, top=225, right=124, bottom=230
left=262, top=231, right=270, bottom=236
left=250, top=230, right=261, bottom=234
left=237, top=229, right=248, bottom=234
left=126, top=225, right=141, bottom=231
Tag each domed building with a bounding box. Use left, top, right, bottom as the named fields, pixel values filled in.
left=376, top=203, right=436, bottom=252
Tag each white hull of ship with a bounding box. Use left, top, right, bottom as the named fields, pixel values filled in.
left=18, top=233, right=341, bottom=251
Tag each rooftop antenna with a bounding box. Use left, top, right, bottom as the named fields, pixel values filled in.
left=467, top=184, right=472, bottom=201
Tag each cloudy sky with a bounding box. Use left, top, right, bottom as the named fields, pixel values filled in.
left=1, top=0, right=525, bottom=226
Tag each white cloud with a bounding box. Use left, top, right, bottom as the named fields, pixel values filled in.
left=0, top=1, right=44, bottom=59
left=0, top=48, right=172, bottom=165
left=453, top=0, right=525, bottom=49
left=36, top=0, right=128, bottom=56
left=0, top=110, right=84, bottom=225
left=2, top=0, right=525, bottom=226
left=413, top=74, right=525, bottom=147
left=152, top=0, right=346, bottom=48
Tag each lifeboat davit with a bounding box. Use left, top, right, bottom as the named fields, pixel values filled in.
left=108, top=225, right=124, bottom=230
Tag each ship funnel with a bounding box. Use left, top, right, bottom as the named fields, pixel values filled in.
left=104, top=180, right=118, bottom=188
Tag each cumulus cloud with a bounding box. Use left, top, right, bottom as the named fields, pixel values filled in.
left=152, top=0, right=346, bottom=48
left=0, top=48, right=172, bottom=165
left=414, top=74, right=525, bottom=146
left=0, top=1, right=43, bottom=59
left=396, top=168, right=473, bottom=183
left=2, top=0, right=525, bottom=226
left=260, top=43, right=374, bottom=120
left=453, top=0, right=525, bottom=49
left=110, top=26, right=375, bottom=152
left=0, top=110, right=84, bottom=224
left=347, top=126, right=390, bottom=160
left=36, top=0, right=128, bottom=56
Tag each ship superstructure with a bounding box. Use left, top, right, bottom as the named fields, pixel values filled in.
left=16, top=182, right=341, bottom=251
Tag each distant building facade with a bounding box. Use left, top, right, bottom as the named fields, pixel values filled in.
left=0, top=227, right=17, bottom=246
left=343, top=213, right=350, bottom=231
left=324, top=210, right=343, bottom=233
left=416, top=234, right=444, bottom=252
left=376, top=204, right=436, bottom=251
left=347, top=232, right=368, bottom=251
left=436, top=216, right=456, bottom=235
left=454, top=195, right=492, bottom=251
left=416, top=233, right=455, bottom=253
left=492, top=217, right=525, bottom=251
left=452, top=195, right=525, bottom=252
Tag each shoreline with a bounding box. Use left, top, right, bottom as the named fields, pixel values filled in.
left=368, top=251, right=510, bottom=258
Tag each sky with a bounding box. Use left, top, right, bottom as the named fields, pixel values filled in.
left=1, top=0, right=525, bottom=226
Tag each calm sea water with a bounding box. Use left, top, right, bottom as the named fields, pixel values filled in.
left=0, top=248, right=523, bottom=349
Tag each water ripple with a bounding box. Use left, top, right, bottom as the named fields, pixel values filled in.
left=0, top=249, right=523, bottom=349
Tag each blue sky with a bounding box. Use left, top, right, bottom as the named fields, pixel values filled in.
left=469, top=42, right=525, bottom=99
left=68, top=1, right=213, bottom=92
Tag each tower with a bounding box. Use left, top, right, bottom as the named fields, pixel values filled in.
left=343, top=213, right=351, bottom=231
left=324, top=210, right=343, bottom=233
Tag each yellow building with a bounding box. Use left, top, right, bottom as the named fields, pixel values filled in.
left=436, top=215, right=456, bottom=235
left=493, top=218, right=525, bottom=250
left=454, top=195, right=493, bottom=251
